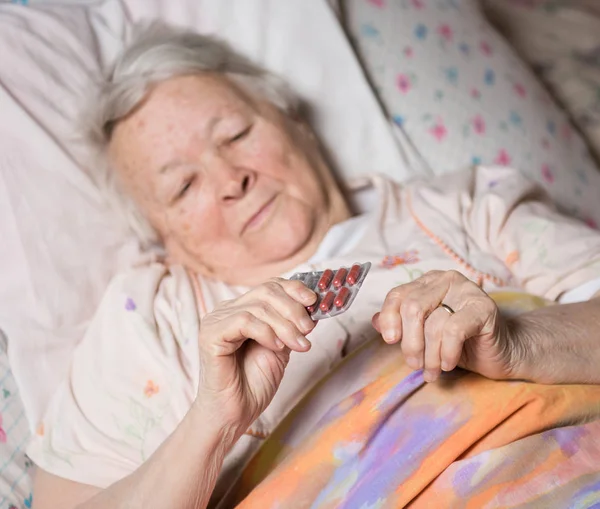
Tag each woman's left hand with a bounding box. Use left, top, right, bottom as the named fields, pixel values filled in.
left=372, top=270, right=518, bottom=382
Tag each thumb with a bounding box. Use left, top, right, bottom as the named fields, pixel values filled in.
left=372, top=312, right=381, bottom=333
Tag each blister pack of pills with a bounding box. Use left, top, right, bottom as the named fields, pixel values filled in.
left=289, top=262, right=372, bottom=320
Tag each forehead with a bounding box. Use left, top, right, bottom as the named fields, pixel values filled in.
left=120, top=73, right=254, bottom=132
left=108, top=74, right=256, bottom=168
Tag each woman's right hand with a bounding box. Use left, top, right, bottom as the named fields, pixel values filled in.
left=194, top=277, right=318, bottom=435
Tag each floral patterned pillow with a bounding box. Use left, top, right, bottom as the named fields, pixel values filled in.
left=344, top=0, right=600, bottom=228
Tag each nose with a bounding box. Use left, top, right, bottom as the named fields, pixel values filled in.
left=210, top=155, right=256, bottom=203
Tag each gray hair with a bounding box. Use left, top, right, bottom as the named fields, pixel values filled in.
left=84, top=22, right=298, bottom=247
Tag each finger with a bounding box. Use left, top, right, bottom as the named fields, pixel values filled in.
left=398, top=278, right=451, bottom=369
left=245, top=279, right=317, bottom=336
left=440, top=299, right=495, bottom=371
left=378, top=284, right=412, bottom=343
left=247, top=301, right=311, bottom=353
left=275, top=277, right=318, bottom=306
left=205, top=311, right=282, bottom=357
left=372, top=312, right=381, bottom=333
left=378, top=271, right=449, bottom=345
left=422, top=306, right=451, bottom=382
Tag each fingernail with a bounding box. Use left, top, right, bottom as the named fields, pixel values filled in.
left=406, top=356, right=419, bottom=369
left=275, top=338, right=285, bottom=350
left=296, top=336, right=310, bottom=349
left=441, top=361, right=451, bottom=371
left=300, top=317, right=314, bottom=334
left=423, top=371, right=436, bottom=383
left=383, top=329, right=399, bottom=343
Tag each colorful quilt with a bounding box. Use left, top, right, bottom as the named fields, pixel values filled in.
left=227, top=293, right=600, bottom=508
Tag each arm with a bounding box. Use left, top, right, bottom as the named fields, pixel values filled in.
left=508, top=293, right=600, bottom=385
left=374, top=270, right=600, bottom=385
left=31, top=276, right=316, bottom=509
left=34, top=402, right=236, bottom=509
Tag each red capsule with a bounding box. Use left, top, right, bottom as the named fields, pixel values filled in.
left=319, top=291, right=335, bottom=313
left=332, top=267, right=348, bottom=289
left=318, top=269, right=334, bottom=290
left=307, top=296, right=320, bottom=315
left=334, top=287, right=351, bottom=309
left=346, top=264, right=362, bottom=286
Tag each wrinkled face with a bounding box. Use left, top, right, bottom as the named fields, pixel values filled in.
left=109, top=74, right=346, bottom=284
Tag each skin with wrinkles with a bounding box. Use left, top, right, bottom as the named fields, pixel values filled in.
left=109, top=74, right=350, bottom=286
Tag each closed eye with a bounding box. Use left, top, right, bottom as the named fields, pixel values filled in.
left=230, top=125, right=252, bottom=143
left=176, top=178, right=194, bottom=200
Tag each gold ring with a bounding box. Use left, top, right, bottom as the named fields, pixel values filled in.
left=439, top=303, right=455, bottom=315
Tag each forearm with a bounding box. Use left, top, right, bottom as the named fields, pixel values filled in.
left=78, top=402, right=237, bottom=509
left=508, top=296, right=600, bottom=385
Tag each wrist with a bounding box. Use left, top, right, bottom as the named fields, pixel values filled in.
left=504, top=315, right=544, bottom=383
left=190, top=392, right=246, bottom=449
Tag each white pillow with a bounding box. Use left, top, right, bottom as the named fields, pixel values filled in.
left=344, top=0, right=600, bottom=228
left=0, top=0, right=406, bottom=428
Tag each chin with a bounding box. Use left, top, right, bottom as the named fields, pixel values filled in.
left=259, top=220, right=313, bottom=263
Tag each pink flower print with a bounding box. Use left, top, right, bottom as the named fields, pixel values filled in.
left=541, top=164, right=554, bottom=183
left=470, top=88, right=481, bottom=99
left=472, top=115, right=486, bottom=134
left=404, top=46, right=414, bottom=58
left=144, top=380, right=160, bottom=398
left=585, top=216, right=598, bottom=230
left=514, top=83, right=527, bottom=98
left=0, top=414, right=6, bottom=443
left=396, top=73, right=411, bottom=93
left=410, top=0, right=425, bottom=9
left=561, top=123, right=573, bottom=142
left=494, top=149, right=511, bottom=166
left=480, top=40, right=493, bottom=56
left=437, top=23, right=453, bottom=42
left=429, top=120, right=447, bottom=142
left=504, top=250, right=520, bottom=267
left=367, top=0, right=385, bottom=7
left=381, top=250, right=420, bottom=269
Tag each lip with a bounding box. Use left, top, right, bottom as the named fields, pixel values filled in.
left=241, top=194, right=278, bottom=235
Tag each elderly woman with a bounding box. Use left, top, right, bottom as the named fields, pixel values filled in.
left=30, top=24, right=600, bottom=509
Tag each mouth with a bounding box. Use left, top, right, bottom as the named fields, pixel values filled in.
left=241, top=194, right=278, bottom=235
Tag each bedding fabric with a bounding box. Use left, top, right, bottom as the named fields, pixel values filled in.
left=226, top=293, right=600, bottom=508
left=1, top=0, right=600, bottom=507
left=482, top=0, right=600, bottom=163
left=343, top=0, right=600, bottom=227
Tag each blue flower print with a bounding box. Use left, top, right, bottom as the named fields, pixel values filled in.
left=414, top=24, right=428, bottom=40
left=361, top=24, right=380, bottom=38
left=509, top=111, right=522, bottom=126
left=393, top=115, right=405, bottom=127
left=444, top=67, right=458, bottom=84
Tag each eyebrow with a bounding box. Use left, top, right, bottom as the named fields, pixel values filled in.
left=158, top=115, right=224, bottom=174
